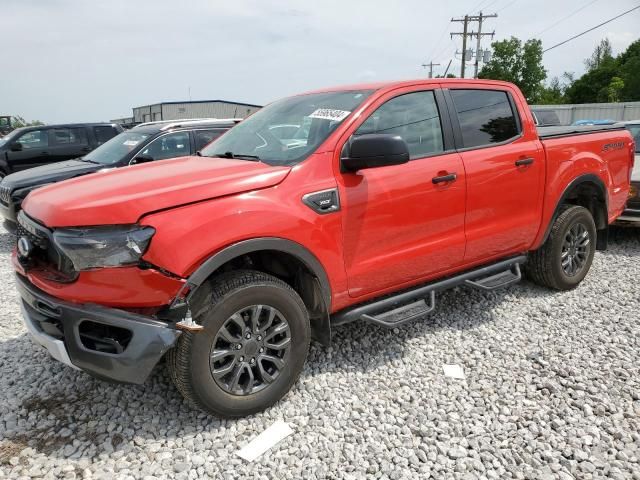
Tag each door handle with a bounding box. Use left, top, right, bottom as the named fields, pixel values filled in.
left=515, top=157, right=534, bottom=167
left=432, top=173, right=457, bottom=184
left=41, top=151, right=49, bottom=155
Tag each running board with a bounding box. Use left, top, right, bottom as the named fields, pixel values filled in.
left=331, top=256, right=527, bottom=328
left=464, top=263, right=521, bottom=291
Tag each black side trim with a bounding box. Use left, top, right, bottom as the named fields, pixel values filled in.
left=331, top=255, right=527, bottom=326
left=538, top=124, right=625, bottom=139
left=433, top=89, right=456, bottom=152
left=540, top=174, right=609, bottom=249
left=187, top=237, right=332, bottom=313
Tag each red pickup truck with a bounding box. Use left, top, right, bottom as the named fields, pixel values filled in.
left=13, top=79, right=634, bottom=417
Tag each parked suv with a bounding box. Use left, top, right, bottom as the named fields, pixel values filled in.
left=617, top=120, right=640, bottom=223
left=13, top=80, right=633, bottom=417
left=0, top=123, right=122, bottom=179
left=0, top=119, right=240, bottom=232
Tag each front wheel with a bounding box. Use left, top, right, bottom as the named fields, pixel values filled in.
left=167, top=270, right=310, bottom=418
left=527, top=205, right=597, bottom=290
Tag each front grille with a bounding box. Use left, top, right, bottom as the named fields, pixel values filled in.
left=16, top=211, right=77, bottom=281
left=0, top=184, right=11, bottom=205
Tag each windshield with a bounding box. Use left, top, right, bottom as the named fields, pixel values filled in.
left=627, top=125, right=640, bottom=152
left=201, top=90, right=373, bottom=165
left=84, top=131, right=152, bottom=165
left=0, top=128, right=25, bottom=148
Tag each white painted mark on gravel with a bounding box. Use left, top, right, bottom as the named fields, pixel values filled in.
left=442, top=364, right=466, bottom=379
left=236, top=420, right=293, bottom=462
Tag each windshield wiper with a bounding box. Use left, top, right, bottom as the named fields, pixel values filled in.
left=215, top=151, right=261, bottom=162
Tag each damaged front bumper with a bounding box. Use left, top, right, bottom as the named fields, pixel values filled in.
left=16, top=273, right=181, bottom=384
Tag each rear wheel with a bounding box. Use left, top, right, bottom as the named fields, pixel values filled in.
left=168, top=270, right=310, bottom=417
left=527, top=205, right=597, bottom=290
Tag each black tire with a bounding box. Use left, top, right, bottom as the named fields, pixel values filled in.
left=527, top=205, right=597, bottom=290
left=167, top=270, right=310, bottom=418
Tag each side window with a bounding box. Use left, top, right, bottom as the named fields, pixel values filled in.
left=16, top=130, right=49, bottom=149
left=450, top=89, right=520, bottom=148
left=94, top=126, right=119, bottom=146
left=194, top=129, right=225, bottom=151
left=51, top=128, right=88, bottom=146
left=141, top=131, right=190, bottom=161
left=354, top=91, right=444, bottom=159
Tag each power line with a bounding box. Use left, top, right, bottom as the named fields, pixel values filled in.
left=495, top=0, right=518, bottom=13
left=543, top=5, right=640, bottom=53
left=534, top=0, right=600, bottom=37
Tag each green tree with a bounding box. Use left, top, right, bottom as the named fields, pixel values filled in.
left=617, top=39, right=640, bottom=101
left=565, top=37, right=640, bottom=103
left=479, top=37, right=547, bottom=103
left=584, top=38, right=614, bottom=71
left=599, top=76, right=625, bottom=102
left=538, top=72, right=574, bottom=104
left=11, top=116, right=44, bottom=128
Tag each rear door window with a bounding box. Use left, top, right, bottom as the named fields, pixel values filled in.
left=194, top=129, right=226, bottom=151
left=94, top=126, right=119, bottom=146
left=450, top=89, right=520, bottom=148
left=51, top=128, right=89, bottom=146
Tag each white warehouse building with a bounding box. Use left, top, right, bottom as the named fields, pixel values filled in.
left=113, top=99, right=262, bottom=126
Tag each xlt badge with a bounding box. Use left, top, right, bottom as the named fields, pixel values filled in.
left=302, top=188, right=340, bottom=214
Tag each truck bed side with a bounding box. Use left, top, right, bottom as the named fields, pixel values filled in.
left=532, top=128, right=633, bottom=249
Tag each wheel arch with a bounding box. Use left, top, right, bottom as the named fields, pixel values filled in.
left=185, top=237, right=332, bottom=345
left=541, top=174, right=609, bottom=251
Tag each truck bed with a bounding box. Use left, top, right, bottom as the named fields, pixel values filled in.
left=537, top=124, right=625, bottom=139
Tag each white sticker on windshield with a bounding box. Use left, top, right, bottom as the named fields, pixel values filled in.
left=309, top=109, right=351, bottom=122
left=123, top=140, right=140, bottom=146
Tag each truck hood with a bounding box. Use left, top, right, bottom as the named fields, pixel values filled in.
left=23, top=156, right=291, bottom=227
left=2, top=159, right=101, bottom=191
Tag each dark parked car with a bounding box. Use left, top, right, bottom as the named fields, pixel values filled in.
left=0, top=123, right=123, bottom=178
left=0, top=118, right=240, bottom=231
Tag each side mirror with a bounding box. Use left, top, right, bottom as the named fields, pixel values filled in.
left=10, top=142, right=22, bottom=152
left=341, top=134, right=409, bottom=172
left=131, top=154, right=153, bottom=165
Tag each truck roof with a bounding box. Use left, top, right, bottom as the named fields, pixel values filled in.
left=301, top=78, right=517, bottom=95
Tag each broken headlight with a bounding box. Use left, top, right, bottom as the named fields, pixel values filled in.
left=52, top=225, right=155, bottom=271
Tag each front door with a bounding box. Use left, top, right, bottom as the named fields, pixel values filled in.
left=6, top=128, right=51, bottom=171
left=446, top=87, right=545, bottom=263
left=337, top=88, right=466, bottom=298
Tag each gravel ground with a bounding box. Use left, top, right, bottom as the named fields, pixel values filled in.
left=0, top=225, right=639, bottom=480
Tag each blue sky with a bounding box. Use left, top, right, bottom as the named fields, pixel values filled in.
left=3, top=0, right=638, bottom=123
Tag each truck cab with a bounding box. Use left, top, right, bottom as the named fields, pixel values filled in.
left=12, top=79, right=634, bottom=418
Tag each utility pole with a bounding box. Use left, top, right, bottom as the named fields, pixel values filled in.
left=451, top=12, right=497, bottom=78
left=421, top=61, right=441, bottom=78
left=473, top=12, right=497, bottom=78
left=451, top=15, right=470, bottom=78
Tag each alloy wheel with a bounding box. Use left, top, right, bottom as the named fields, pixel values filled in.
left=210, top=304, right=292, bottom=395
left=561, top=222, right=590, bottom=277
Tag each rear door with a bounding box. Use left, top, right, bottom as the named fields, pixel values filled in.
left=48, top=127, right=91, bottom=162
left=337, top=87, right=467, bottom=298
left=445, top=86, right=544, bottom=263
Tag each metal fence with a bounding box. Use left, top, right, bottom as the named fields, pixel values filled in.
left=530, top=101, right=640, bottom=125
